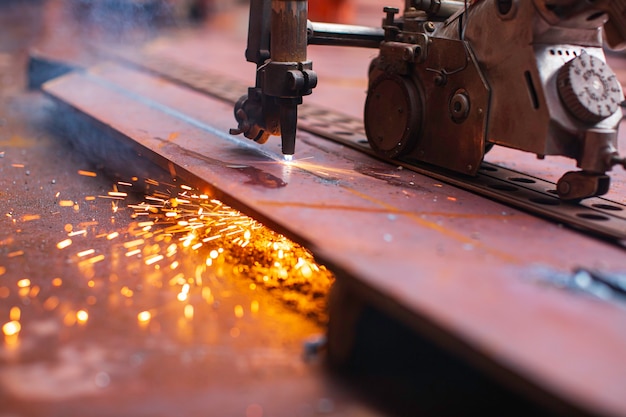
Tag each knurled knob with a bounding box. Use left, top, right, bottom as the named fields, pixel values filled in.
left=557, top=52, right=622, bottom=124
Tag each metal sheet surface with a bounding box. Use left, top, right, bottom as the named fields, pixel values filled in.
left=44, top=63, right=626, bottom=417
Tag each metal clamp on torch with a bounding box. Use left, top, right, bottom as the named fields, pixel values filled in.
left=230, top=0, right=317, bottom=160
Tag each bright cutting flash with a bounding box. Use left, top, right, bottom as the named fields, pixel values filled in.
left=283, top=154, right=293, bottom=162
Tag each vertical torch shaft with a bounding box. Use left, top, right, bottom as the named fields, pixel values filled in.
left=271, top=0, right=308, bottom=63
left=271, top=0, right=308, bottom=156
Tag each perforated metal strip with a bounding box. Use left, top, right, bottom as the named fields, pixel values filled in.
left=109, top=50, right=626, bottom=244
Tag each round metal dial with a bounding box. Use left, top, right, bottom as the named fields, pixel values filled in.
left=557, top=53, right=622, bottom=124
left=364, top=75, right=422, bottom=159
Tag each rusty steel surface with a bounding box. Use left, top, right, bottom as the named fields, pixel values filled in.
left=43, top=59, right=626, bottom=416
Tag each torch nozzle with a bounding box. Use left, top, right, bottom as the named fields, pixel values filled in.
left=279, top=101, right=298, bottom=156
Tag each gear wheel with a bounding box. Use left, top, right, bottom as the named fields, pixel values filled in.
left=364, top=74, right=422, bottom=159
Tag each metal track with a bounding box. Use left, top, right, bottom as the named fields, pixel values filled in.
left=107, top=50, right=626, bottom=243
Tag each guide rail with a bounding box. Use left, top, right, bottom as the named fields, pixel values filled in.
left=110, top=50, right=626, bottom=244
